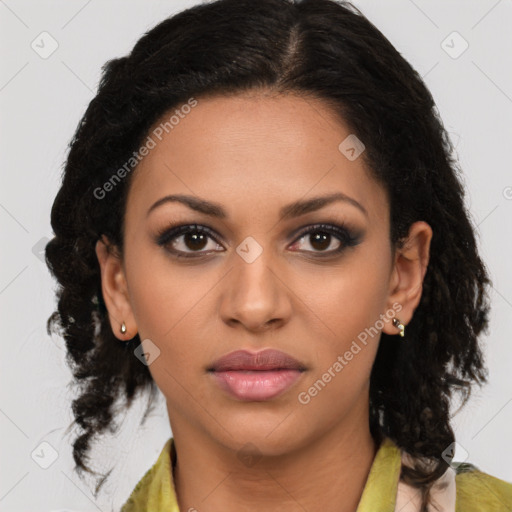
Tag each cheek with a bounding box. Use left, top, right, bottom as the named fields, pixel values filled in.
left=291, top=248, right=391, bottom=399
left=294, top=251, right=391, bottom=344
left=124, top=246, right=192, bottom=366
left=127, top=266, right=203, bottom=405
left=126, top=241, right=195, bottom=337
left=124, top=246, right=221, bottom=388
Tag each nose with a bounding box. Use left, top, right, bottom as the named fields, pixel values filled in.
left=219, top=251, right=292, bottom=332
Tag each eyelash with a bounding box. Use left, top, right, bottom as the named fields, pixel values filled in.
left=155, top=222, right=361, bottom=259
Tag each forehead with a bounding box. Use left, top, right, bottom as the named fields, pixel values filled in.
left=126, top=92, right=387, bottom=225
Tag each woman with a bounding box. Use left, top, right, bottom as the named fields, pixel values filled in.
left=45, top=0, right=512, bottom=510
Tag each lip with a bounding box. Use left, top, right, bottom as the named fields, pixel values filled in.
left=207, top=349, right=307, bottom=401
left=208, top=348, right=306, bottom=372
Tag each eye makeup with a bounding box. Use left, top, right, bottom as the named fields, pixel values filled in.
left=153, top=217, right=364, bottom=261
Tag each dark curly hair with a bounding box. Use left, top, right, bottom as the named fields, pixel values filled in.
left=45, top=0, right=492, bottom=509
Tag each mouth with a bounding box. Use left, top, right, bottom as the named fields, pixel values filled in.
left=207, top=349, right=306, bottom=401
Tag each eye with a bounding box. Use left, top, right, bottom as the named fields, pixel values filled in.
left=156, top=224, right=223, bottom=258
left=155, top=222, right=361, bottom=259
left=289, top=223, right=360, bottom=255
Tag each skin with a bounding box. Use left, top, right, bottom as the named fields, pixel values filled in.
left=95, top=90, right=432, bottom=512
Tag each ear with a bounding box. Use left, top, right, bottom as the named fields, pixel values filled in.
left=382, top=221, right=433, bottom=336
left=95, top=235, right=137, bottom=340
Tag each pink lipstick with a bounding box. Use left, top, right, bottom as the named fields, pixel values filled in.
left=208, top=348, right=306, bottom=401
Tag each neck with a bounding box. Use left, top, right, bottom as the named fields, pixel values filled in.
left=170, top=415, right=379, bottom=512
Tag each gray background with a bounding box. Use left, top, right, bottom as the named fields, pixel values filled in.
left=1, top=0, right=511, bottom=510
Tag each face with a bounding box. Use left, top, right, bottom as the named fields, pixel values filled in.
left=96, top=90, right=431, bottom=457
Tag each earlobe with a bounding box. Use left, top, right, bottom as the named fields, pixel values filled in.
left=95, top=236, right=137, bottom=340
left=382, top=221, right=433, bottom=336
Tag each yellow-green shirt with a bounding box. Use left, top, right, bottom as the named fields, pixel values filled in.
left=120, top=436, right=512, bottom=511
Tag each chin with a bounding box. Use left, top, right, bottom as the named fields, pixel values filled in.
left=212, top=413, right=309, bottom=457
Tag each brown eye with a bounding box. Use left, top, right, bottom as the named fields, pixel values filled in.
left=293, top=231, right=340, bottom=252
left=288, top=223, right=361, bottom=256
left=156, top=224, right=224, bottom=258
left=180, top=231, right=209, bottom=251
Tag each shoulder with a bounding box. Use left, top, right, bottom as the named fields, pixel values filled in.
left=120, top=462, right=158, bottom=512
left=120, top=437, right=175, bottom=512
left=454, top=463, right=512, bottom=511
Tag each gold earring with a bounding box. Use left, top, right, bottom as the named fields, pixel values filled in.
left=392, top=318, right=405, bottom=338
left=120, top=322, right=127, bottom=335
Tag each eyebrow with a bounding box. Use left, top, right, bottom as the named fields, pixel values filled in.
left=146, top=191, right=368, bottom=220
